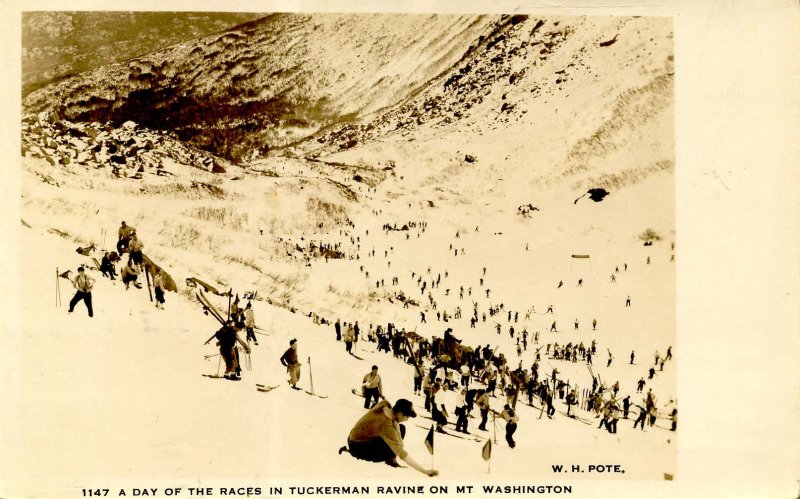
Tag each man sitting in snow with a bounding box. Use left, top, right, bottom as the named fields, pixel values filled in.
left=339, top=398, right=438, bottom=477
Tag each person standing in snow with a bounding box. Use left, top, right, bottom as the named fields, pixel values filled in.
left=67, top=266, right=94, bottom=317
left=566, top=389, right=578, bottom=417
left=454, top=387, right=470, bottom=434
left=153, top=270, right=166, bottom=309
left=116, top=221, right=135, bottom=254
left=633, top=404, right=647, bottom=430
left=497, top=404, right=519, bottom=448
left=343, top=323, right=355, bottom=354
left=335, top=318, right=342, bottom=341
left=243, top=302, right=257, bottom=345
left=280, top=339, right=301, bottom=389
left=127, top=232, right=144, bottom=268
left=476, top=389, right=492, bottom=431
left=361, top=365, right=384, bottom=409
left=206, top=320, right=250, bottom=381
left=339, top=399, right=438, bottom=476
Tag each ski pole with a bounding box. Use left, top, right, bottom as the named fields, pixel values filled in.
left=55, top=267, right=59, bottom=307
left=308, top=356, right=315, bottom=394
left=492, top=412, right=497, bottom=444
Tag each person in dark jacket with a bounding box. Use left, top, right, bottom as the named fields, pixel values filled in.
left=100, top=252, right=117, bottom=280
left=205, top=320, right=250, bottom=380
left=280, top=339, right=301, bottom=389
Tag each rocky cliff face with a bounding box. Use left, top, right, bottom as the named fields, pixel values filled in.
left=23, top=13, right=499, bottom=162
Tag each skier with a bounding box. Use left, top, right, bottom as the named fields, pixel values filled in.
left=67, top=266, right=94, bottom=317
left=280, top=339, right=301, bottom=389
left=476, top=389, right=491, bottom=431
left=498, top=405, right=519, bottom=448
left=361, top=365, right=384, bottom=409
left=625, top=295, right=631, bottom=307
left=565, top=389, right=578, bottom=417
left=335, top=319, right=342, bottom=341
left=339, top=399, right=438, bottom=476
left=116, top=221, right=135, bottom=254
left=630, top=351, right=635, bottom=364
left=243, top=302, right=257, bottom=345
left=637, top=377, right=646, bottom=392
left=574, top=319, right=579, bottom=331
left=550, top=321, right=557, bottom=332
left=153, top=269, right=166, bottom=310
left=206, top=320, right=250, bottom=381
left=633, top=404, right=647, bottom=430
left=592, top=318, right=597, bottom=331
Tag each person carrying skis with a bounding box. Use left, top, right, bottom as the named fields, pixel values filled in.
left=280, top=339, right=301, bottom=389
left=339, top=399, right=438, bottom=476
left=67, top=266, right=95, bottom=317
left=206, top=320, right=250, bottom=381
left=153, top=269, right=166, bottom=309
left=361, top=365, right=384, bottom=409
left=243, top=302, right=257, bottom=345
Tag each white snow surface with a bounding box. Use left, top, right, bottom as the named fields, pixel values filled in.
left=9, top=159, right=676, bottom=497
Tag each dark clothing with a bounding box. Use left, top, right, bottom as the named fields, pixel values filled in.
left=280, top=347, right=299, bottom=366
left=154, top=287, right=165, bottom=305
left=479, top=408, right=489, bottom=430
left=505, top=422, right=517, bottom=448
left=100, top=256, right=116, bottom=279
left=68, top=291, right=93, bottom=317
left=364, top=387, right=381, bottom=409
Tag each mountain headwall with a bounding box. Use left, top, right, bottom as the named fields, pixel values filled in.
left=23, top=13, right=500, bottom=162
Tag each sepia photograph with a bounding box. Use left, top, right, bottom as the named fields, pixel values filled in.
left=2, top=2, right=798, bottom=498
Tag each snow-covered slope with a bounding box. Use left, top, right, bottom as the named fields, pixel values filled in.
left=11, top=12, right=676, bottom=497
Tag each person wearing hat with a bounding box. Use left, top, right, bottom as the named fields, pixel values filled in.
left=339, top=398, right=438, bottom=476
left=206, top=319, right=250, bottom=380
left=67, top=266, right=95, bottom=317
left=117, top=221, right=136, bottom=254
left=280, top=339, right=301, bottom=389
